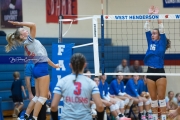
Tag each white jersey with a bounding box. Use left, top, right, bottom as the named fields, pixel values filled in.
left=24, top=35, right=48, bottom=63
left=53, top=74, right=99, bottom=120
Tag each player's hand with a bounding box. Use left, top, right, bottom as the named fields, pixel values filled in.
left=29, top=93, right=34, bottom=101
left=148, top=6, right=159, bottom=14
left=148, top=6, right=155, bottom=14
left=54, top=64, right=60, bottom=68
left=153, top=7, right=159, bottom=14
left=48, top=91, right=51, bottom=99
left=110, top=99, right=116, bottom=104
left=8, top=21, right=20, bottom=25
left=104, top=101, right=112, bottom=106
left=168, top=110, right=178, bottom=119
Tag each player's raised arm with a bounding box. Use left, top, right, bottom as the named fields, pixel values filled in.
left=8, top=21, right=36, bottom=39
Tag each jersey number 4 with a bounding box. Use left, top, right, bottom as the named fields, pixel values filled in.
left=74, top=82, right=81, bottom=95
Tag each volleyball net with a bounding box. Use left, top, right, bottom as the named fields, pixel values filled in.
left=59, top=14, right=180, bottom=77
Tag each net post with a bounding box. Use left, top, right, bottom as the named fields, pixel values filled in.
left=93, top=16, right=100, bottom=76
left=59, top=15, right=63, bottom=43
left=101, top=15, right=105, bottom=75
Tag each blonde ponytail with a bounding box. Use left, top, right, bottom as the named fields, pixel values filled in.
left=5, top=33, right=15, bottom=52
left=5, top=28, right=23, bottom=53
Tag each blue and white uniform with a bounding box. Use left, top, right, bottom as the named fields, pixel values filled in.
left=109, top=79, right=126, bottom=96
left=125, top=79, right=139, bottom=97
left=144, top=21, right=167, bottom=81
left=138, top=79, right=148, bottom=95
left=144, top=31, right=167, bottom=68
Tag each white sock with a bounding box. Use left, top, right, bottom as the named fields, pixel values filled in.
left=33, top=116, right=37, bottom=120
left=147, top=109, right=151, bottom=113
left=116, top=116, right=120, bottom=120
left=152, top=114, right=158, bottom=120
left=161, top=114, right=166, bottom=120
left=25, top=113, right=29, bottom=117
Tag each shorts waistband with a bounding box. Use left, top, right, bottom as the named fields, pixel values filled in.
left=148, top=66, right=156, bottom=69
left=35, top=62, right=48, bottom=65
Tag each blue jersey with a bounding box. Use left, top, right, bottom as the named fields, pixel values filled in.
left=109, top=79, right=125, bottom=95
left=125, top=79, right=139, bottom=97
left=98, top=80, right=109, bottom=99
left=144, top=31, right=167, bottom=68
left=137, top=79, right=148, bottom=95
left=24, top=61, right=35, bottom=87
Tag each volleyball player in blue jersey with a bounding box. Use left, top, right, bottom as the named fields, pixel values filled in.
left=99, top=74, right=125, bottom=120
left=125, top=75, right=151, bottom=120
left=144, top=6, right=171, bottom=120
left=109, top=72, right=134, bottom=117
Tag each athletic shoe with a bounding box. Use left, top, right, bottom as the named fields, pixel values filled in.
left=24, top=114, right=29, bottom=120
left=141, top=114, right=147, bottom=120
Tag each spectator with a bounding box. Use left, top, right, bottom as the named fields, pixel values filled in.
left=129, top=60, right=143, bottom=73
left=84, top=69, right=91, bottom=78
left=0, top=31, right=6, bottom=36
left=25, top=61, right=51, bottom=120
left=175, top=93, right=180, bottom=106
left=11, top=71, right=27, bottom=118
left=114, top=59, right=131, bottom=85
left=165, top=91, right=178, bottom=111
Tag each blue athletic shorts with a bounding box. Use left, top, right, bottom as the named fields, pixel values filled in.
left=33, top=62, right=49, bottom=79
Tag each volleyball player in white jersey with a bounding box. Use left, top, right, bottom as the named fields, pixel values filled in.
left=51, top=53, right=104, bottom=120
left=6, top=21, right=59, bottom=120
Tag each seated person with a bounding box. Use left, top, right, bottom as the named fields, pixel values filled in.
left=175, top=93, right=180, bottom=106
left=84, top=69, right=91, bottom=78
left=109, top=71, right=134, bottom=116
left=129, top=60, right=143, bottom=73
left=114, top=59, right=131, bottom=85
left=125, top=75, right=150, bottom=120
left=166, top=91, right=178, bottom=111
left=99, top=74, right=125, bottom=120
left=138, top=76, right=152, bottom=119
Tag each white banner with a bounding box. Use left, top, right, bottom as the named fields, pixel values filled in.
left=104, top=14, right=180, bottom=20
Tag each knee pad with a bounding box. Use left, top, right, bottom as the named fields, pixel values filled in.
left=151, top=100, right=158, bottom=108
left=110, top=105, right=116, bottom=112
left=32, top=96, right=38, bottom=103
left=138, top=101, right=143, bottom=106
left=114, top=103, right=119, bottom=110
left=38, top=96, right=47, bottom=105
left=120, top=101, right=125, bottom=109
left=145, top=99, right=150, bottom=105
left=124, top=98, right=129, bottom=105
left=91, top=103, right=96, bottom=109
left=159, top=99, right=166, bottom=107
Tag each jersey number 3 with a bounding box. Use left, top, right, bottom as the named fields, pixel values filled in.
left=74, top=82, right=81, bottom=95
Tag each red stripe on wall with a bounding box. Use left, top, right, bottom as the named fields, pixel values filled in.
left=130, top=60, right=180, bottom=66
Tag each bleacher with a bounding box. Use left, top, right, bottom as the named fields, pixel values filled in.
left=0, top=36, right=129, bottom=117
